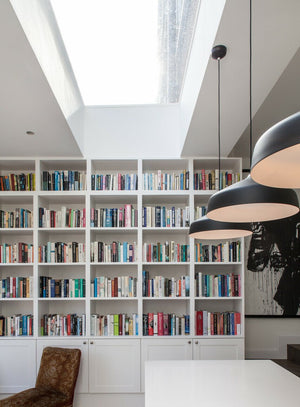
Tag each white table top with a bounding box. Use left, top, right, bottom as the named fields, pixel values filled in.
left=145, top=360, right=300, bottom=407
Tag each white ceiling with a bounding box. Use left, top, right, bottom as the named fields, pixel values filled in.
left=0, top=0, right=299, bottom=159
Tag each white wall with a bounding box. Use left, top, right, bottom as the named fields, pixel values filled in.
left=84, top=105, right=181, bottom=158
left=246, top=319, right=300, bottom=359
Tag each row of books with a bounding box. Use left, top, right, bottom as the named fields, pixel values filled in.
left=90, top=205, right=137, bottom=228
left=0, top=314, right=33, bottom=336
left=195, top=310, right=241, bottom=336
left=38, top=242, right=85, bottom=263
left=0, top=208, right=32, bottom=228
left=195, top=272, right=241, bottom=297
left=39, top=207, right=86, bottom=228
left=39, top=277, right=86, bottom=298
left=142, top=272, right=190, bottom=297
left=143, top=242, right=190, bottom=263
left=0, top=243, right=34, bottom=264
left=142, top=313, right=190, bottom=336
left=194, top=205, right=207, bottom=219
left=90, top=313, right=138, bottom=336
left=142, top=206, right=190, bottom=228
left=91, top=173, right=138, bottom=191
left=193, top=170, right=240, bottom=190
left=143, top=171, right=189, bottom=190
left=1, top=276, right=33, bottom=298
left=91, top=276, right=137, bottom=298
left=0, top=173, right=35, bottom=191
left=42, top=171, right=87, bottom=191
left=90, top=241, right=136, bottom=263
left=40, top=314, right=86, bottom=336
left=195, top=241, right=241, bottom=263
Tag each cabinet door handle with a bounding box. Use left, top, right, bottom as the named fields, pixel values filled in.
left=90, top=341, right=94, bottom=345
left=83, top=341, right=87, bottom=345
left=195, top=341, right=199, bottom=345
left=188, top=340, right=191, bottom=344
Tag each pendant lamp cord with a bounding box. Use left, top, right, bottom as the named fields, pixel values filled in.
left=249, top=0, right=253, bottom=165
left=218, top=57, right=221, bottom=189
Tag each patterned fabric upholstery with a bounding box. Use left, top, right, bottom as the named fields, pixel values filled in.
left=0, top=347, right=81, bottom=407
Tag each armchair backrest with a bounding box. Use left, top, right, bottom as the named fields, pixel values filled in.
left=35, top=347, right=81, bottom=403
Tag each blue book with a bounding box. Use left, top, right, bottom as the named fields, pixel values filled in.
left=123, top=242, right=128, bottom=262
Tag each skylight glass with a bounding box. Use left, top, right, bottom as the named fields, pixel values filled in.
left=51, top=0, right=200, bottom=105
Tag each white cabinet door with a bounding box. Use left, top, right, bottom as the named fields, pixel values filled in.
left=36, top=339, right=89, bottom=393
left=89, top=339, right=140, bottom=393
left=193, top=338, right=244, bottom=360
left=141, top=338, right=192, bottom=392
left=0, top=339, right=36, bottom=393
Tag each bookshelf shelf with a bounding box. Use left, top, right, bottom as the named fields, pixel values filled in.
left=0, top=157, right=245, bottom=387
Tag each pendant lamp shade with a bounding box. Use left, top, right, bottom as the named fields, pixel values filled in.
left=189, top=216, right=252, bottom=240
left=251, top=112, right=300, bottom=188
left=207, top=175, right=299, bottom=223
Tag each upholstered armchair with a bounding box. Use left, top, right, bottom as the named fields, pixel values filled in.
left=0, top=347, right=81, bottom=407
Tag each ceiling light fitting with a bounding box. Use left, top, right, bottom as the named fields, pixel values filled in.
left=206, top=0, right=299, bottom=224
left=189, top=44, right=252, bottom=240
left=251, top=111, right=300, bottom=188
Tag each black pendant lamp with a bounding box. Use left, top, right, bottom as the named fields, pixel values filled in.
left=189, top=45, right=252, bottom=239
left=251, top=111, right=300, bottom=188
left=206, top=0, right=299, bottom=223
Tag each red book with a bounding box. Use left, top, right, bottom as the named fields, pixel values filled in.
left=148, top=313, right=154, bottom=336
left=67, top=314, right=71, bottom=336
left=12, top=277, right=16, bottom=298
left=114, top=277, right=118, bottom=297
left=157, top=312, right=164, bottom=336
left=119, top=314, right=123, bottom=336
left=201, top=169, right=206, bottom=190
left=196, top=310, right=203, bottom=335
left=235, top=312, right=241, bottom=336
left=220, top=314, right=224, bottom=335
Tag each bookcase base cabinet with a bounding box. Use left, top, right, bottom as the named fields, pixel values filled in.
left=89, top=339, right=140, bottom=393
left=0, top=340, right=36, bottom=393
left=141, top=338, right=244, bottom=391
left=36, top=339, right=89, bottom=393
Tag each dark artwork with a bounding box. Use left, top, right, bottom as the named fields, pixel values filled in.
left=246, top=212, right=300, bottom=316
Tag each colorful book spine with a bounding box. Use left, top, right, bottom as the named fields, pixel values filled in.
left=91, top=173, right=138, bottom=191
left=143, top=242, right=190, bottom=262
left=38, top=242, right=85, bottom=263
left=40, top=314, right=86, bottom=336
left=195, top=311, right=241, bottom=336
left=142, top=313, right=190, bottom=336
left=0, top=314, right=33, bottom=336
left=90, top=241, right=136, bottom=263
left=90, top=313, right=138, bottom=336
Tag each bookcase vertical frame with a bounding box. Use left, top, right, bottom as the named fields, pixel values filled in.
left=188, top=158, right=195, bottom=336
left=33, top=159, right=39, bottom=338
left=86, top=158, right=91, bottom=336
left=137, top=159, right=143, bottom=337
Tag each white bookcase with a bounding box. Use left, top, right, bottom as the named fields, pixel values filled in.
left=0, top=157, right=244, bottom=402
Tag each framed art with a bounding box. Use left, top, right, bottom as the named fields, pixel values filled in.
left=245, top=212, right=300, bottom=317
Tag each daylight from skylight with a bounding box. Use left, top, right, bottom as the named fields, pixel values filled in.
left=51, top=0, right=200, bottom=105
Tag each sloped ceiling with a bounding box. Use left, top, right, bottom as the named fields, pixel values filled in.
left=0, top=0, right=83, bottom=157
left=181, top=0, right=300, bottom=158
